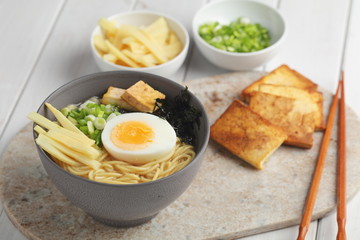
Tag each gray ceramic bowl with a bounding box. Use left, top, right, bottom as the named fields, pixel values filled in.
left=34, top=71, right=209, bottom=227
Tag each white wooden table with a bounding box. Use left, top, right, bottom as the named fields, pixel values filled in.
left=1, top=0, right=359, bottom=239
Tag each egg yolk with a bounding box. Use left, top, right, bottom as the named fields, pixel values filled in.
left=110, top=121, right=155, bottom=151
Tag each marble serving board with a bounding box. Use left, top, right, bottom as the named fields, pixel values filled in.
left=1, top=71, right=360, bottom=240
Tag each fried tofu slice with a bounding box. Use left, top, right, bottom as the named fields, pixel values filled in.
left=121, top=80, right=165, bottom=112
left=101, top=86, right=137, bottom=111
left=241, top=64, right=318, bottom=102
left=249, top=92, right=316, bottom=148
left=258, top=84, right=325, bottom=130
left=210, top=100, right=287, bottom=170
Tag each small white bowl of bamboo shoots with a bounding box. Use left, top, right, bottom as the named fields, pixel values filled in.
left=91, top=10, right=190, bottom=77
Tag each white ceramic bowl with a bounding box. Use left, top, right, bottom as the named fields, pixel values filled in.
left=192, top=0, right=286, bottom=71
left=91, top=11, right=190, bottom=77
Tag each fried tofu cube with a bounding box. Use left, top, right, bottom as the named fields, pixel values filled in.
left=258, top=84, right=325, bottom=130
left=121, top=80, right=165, bottom=112
left=241, top=64, right=318, bottom=102
left=210, top=100, right=287, bottom=169
left=249, top=92, right=316, bottom=148
left=101, top=86, right=136, bottom=111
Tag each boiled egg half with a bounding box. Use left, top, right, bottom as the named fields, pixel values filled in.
left=101, top=112, right=177, bottom=165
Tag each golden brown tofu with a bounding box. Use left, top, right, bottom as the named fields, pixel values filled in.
left=101, top=86, right=137, bottom=111
left=210, top=100, right=287, bottom=170
left=121, top=80, right=165, bottom=112
left=249, top=92, right=316, bottom=149
left=241, top=64, right=318, bottom=102
left=258, top=84, right=325, bottom=130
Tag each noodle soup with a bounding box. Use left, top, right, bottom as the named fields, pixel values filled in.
left=32, top=71, right=209, bottom=226
left=30, top=79, right=201, bottom=185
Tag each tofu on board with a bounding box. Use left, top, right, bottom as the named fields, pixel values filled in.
left=210, top=100, right=287, bottom=170
left=210, top=64, right=325, bottom=169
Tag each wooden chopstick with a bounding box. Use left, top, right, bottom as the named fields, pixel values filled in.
left=297, top=78, right=342, bottom=240
left=337, top=72, right=347, bottom=240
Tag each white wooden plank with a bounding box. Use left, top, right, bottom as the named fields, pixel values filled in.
left=265, top=0, right=351, bottom=93
left=317, top=191, right=360, bottom=240
left=0, top=0, right=134, bottom=156
left=0, top=212, right=27, bottom=240
left=0, top=0, right=134, bottom=238
left=210, top=0, right=279, bottom=6
left=0, top=0, right=65, bottom=145
left=0, top=0, right=65, bottom=219
left=345, top=191, right=360, bottom=240
left=240, top=222, right=318, bottom=240
left=341, top=0, right=360, bottom=237
left=317, top=0, right=360, bottom=238
left=342, top=0, right=360, bottom=117
left=136, top=0, right=205, bottom=32
left=316, top=210, right=337, bottom=240
left=185, top=46, right=231, bottom=80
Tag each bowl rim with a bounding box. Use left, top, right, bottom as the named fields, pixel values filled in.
left=90, top=10, right=190, bottom=71
left=192, top=0, right=287, bottom=56
left=34, top=71, right=210, bottom=188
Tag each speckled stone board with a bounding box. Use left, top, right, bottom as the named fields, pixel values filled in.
left=1, top=71, right=360, bottom=240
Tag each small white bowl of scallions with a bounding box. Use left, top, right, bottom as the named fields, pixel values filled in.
left=192, top=0, right=286, bottom=71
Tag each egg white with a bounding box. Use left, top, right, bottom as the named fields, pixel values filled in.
left=101, top=112, right=177, bottom=165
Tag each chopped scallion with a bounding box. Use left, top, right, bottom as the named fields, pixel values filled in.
left=59, top=97, right=122, bottom=147
left=94, top=117, right=106, bottom=130
left=87, top=121, right=95, bottom=134
left=199, top=17, right=270, bottom=53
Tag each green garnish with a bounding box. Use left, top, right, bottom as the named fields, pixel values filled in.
left=153, top=87, right=201, bottom=145
left=199, top=17, right=270, bottom=53
left=61, top=98, right=122, bottom=147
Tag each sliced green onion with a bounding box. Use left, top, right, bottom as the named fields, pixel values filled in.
left=107, top=113, right=117, bottom=122
left=78, top=119, right=87, bottom=126
left=91, top=129, right=102, bottom=146
left=86, top=102, right=97, bottom=108
left=198, top=17, right=270, bottom=53
left=67, top=104, right=78, bottom=110
left=85, top=114, right=96, bottom=122
left=79, top=126, right=89, bottom=135
left=87, top=121, right=94, bottom=134
left=104, top=104, right=114, bottom=114
left=103, top=113, right=109, bottom=119
left=61, top=107, right=71, bottom=117
left=88, top=96, right=100, bottom=104
left=79, top=100, right=95, bottom=110
left=94, top=117, right=106, bottom=130
left=61, top=97, right=125, bottom=147
left=69, top=110, right=81, bottom=119
left=97, top=110, right=104, bottom=118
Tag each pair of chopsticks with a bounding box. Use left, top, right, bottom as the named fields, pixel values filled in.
left=297, top=72, right=346, bottom=240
